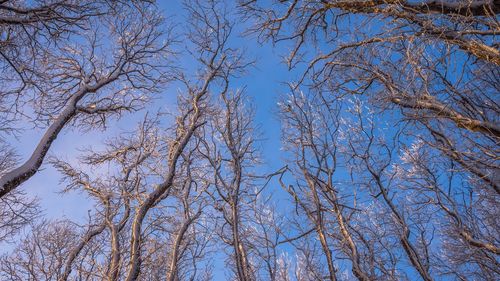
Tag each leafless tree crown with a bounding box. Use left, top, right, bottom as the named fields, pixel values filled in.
left=0, top=0, right=498, bottom=280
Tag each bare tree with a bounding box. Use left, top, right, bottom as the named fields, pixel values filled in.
left=249, top=195, right=290, bottom=281
left=0, top=1, right=173, bottom=198
left=242, top=1, right=500, bottom=279
left=338, top=98, right=435, bottom=280
left=278, top=89, right=390, bottom=281
left=1, top=1, right=250, bottom=280
left=3, top=1, right=498, bottom=280
left=0, top=189, right=39, bottom=243
left=1, top=112, right=212, bottom=280
left=390, top=128, right=500, bottom=279
left=242, top=1, right=499, bottom=64
left=198, top=89, right=261, bottom=281
left=0, top=219, right=101, bottom=281
left=241, top=0, right=499, bottom=190
left=122, top=1, right=249, bottom=279
left=0, top=0, right=103, bottom=97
